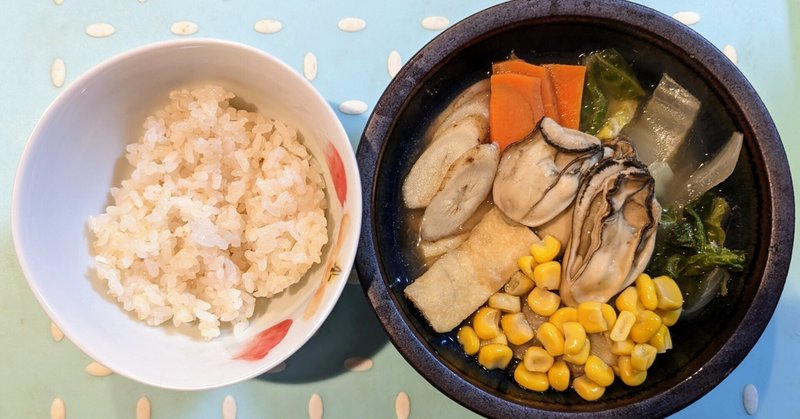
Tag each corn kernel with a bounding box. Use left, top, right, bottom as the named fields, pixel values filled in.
left=653, top=275, right=684, bottom=310
left=532, top=261, right=561, bottom=290
left=527, top=287, right=561, bottom=317
left=514, top=363, right=549, bottom=391
left=615, top=286, right=639, bottom=313
left=618, top=356, right=647, bottom=386
left=477, top=344, right=513, bottom=370
left=577, top=301, right=608, bottom=333
left=500, top=312, right=534, bottom=345
left=601, top=303, right=617, bottom=330
left=518, top=255, right=535, bottom=279
left=457, top=326, right=480, bottom=355
left=609, top=310, right=636, bottom=342
left=480, top=333, right=508, bottom=347
left=562, top=335, right=591, bottom=365
left=562, top=322, right=587, bottom=355
left=548, top=360, right=571, bottom=391
left=610, top=338, right=635, bottom=356
left=585, top=355, right=615, bottom=387
left=531, top=235, right=561, bottom=264
left=573, top=375, right=605, bottom=401
left=536, top=322, right=565, bottom=356
left=549, top=307, right=578, bottom=332
left=523, top=346, right=554, bottom=372
left=656, top=307, right=682, bottom=327
left=636, top=273, right=658, bottom=310
left=473, top=307, right=502, bottom=340
left=631, top=343, right=658, bottom=371
left=649, top=324, right=672, bottom=353
left=488, top=292, right=521, bottom=313
left=504, top=272, right=535, bottom=296
left=630, top=310, right=662, bottom=343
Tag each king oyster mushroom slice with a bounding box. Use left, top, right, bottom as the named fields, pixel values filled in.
left=559, top=159, right=662, bottom=307
left=402, top=114, right=487, bottom=209
left=420, top=143, right=500, bottom=241
left=493, top=117, right=603, bottom=227
left=429, top=80, right=490, bottom=141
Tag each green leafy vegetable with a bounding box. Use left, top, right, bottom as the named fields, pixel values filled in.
left=648, top=192, right=746, bottom=280
left=580, top=49, right=645, bottom=139
left=580, top=69, right=608, bottom=135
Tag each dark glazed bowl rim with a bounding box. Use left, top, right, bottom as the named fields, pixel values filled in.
left=355, top=0, right=795, bottom=417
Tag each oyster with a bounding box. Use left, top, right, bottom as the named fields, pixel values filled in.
left=560, top=159, right=661, bottom=307
left=493, top=117, right=603, bottom=227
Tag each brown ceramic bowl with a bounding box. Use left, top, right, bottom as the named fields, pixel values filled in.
left=356, top=0, right=794, bottom=417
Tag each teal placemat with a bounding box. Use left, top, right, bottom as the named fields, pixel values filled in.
left=1, top=1, right=797, bottom=417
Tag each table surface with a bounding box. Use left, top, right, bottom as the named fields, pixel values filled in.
left=2, top=1, right=798, bottom=418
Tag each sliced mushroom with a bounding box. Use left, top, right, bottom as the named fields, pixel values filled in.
left=420, top=143, right=500, bottom=241
left=559, top=159, right=661, bottom=307
left=403, top=115, right=487, bottom=208
left=493, top=117, right=603, bottom=227
left=419, top=232, right=469, bottom=259
left=428, top=80, right=490, bottom=141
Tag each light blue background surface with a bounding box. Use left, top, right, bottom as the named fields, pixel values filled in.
left=0, top=1, right=797, bottom=417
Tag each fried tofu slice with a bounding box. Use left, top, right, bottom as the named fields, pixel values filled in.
left=404, top=208, right=539, bottom=333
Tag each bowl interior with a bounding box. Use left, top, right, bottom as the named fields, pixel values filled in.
left=14, top=40, right=361, bottom=389
left=369, top=14, right=772, bottom=416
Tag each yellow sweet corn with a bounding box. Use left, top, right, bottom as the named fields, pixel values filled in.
left=518, top=255, right=535, bottom=279
left=653, top=275, right=684, bottom=310
left=656, top=307, right=682, bottom=327
left=457, top=326, right=480, bottom=356
left=585, top=355, right=615, bottom=387
left=488, top=292, right=521, bottom=313
left=618, top=356, right=647, bottom=386
left=631, top=343, right=658, bottom=371
left=635, top=273, right=658, bottom=311
left=531, top=235, right=561, bottom=264
left=609, top=310, right=636, bottom=342
left=523, top=346, right=554, bottom=372
left=532, top=261, right=561, bottom=290
left=514, top=363, right=550, bottom=391
left=601, top=303, right=617, bottom=330
left=562, top=335, right=591, bottom=365
left=478, top=343, right=513, bottom=370
left=549, top=307, right=578, bottom=332
left=630, top=310, right=663, bottom=343
left=536, top=322, right=565, bottom=356
left=562, top=322, right=587, bottom=355
left=615, top=286, right=639, bottom=313
left=500, top=312, right=534, bottom=345
left=480, top=333, right=508, bottom=347
left=527, top=287, right=561, bottom=317
left=649, top=324, right=673, bottom=353
left=573, top=375, right=605, bottom=401
left=610, top=338, right=635, bottom=356
left=548, top=360, right=571, bottom=391
left=473, top=306, right=502, bottom=340
left=504, top=272, right=535, bottom=296
left=577, top=301, right=608, bottom=333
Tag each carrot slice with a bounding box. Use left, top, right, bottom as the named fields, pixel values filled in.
left=489, top=73, right=544, bottom=151
left=545, top=64, right=586, bottom=129
left=493, top=59, right=560, bottom=122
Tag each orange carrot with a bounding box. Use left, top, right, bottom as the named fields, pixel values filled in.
left=545, top=64, right=586, bottom=130
left=493, top=59, right=560, bottom=122
left=489, top=73, right=545, bottom=151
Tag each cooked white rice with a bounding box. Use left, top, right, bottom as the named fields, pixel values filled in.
left=89, top=85, right=328, bottom=339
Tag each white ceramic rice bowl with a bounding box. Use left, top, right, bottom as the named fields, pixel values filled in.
left=12, top=39, right=361, bottom=390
